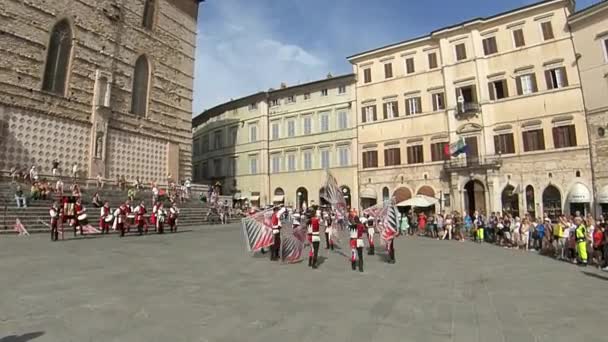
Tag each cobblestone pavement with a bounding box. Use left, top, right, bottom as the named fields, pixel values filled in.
left=1, top=224, right=607, bottom=342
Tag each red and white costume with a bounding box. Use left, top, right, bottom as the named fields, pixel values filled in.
left=349, top=219, right=365, bottom=272
left=270, top=210, right=281, bottom=260
left=309, top=215, right=321, bottom=268
left=135, top=204, right=147, bottom=233
left=99, top=204, right=111, bottom=233
left=156, top=203, right=166, bottom=233
left=168, top=204, right=179, bottom=232
left=74, top=203, right=86, bottom=235
left=114, top=205, right=126, bottom=236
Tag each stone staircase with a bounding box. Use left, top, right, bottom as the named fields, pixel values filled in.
left=0, top=177, right=232, bottom=235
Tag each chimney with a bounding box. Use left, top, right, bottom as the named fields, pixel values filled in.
left=280, top=82, right=287, bottom=89
left=326, top=72, right=333, bottom=79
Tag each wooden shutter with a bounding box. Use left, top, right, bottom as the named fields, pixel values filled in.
left=516, top=76, right=523, bottom=95
left=415, top=97, right=422, bottom=113
left=530, top=73, right=538, bottom=92
left=501, top=80, right=509, bottom=98
left=545, top=70, right=554, bottom=90
left=428, top=53, right=437, bottom=69
left=513, top=29, right=525, bottom=47
left=432, top=94, right=438, bottom=111
left=552, top=127, right=561, bottom=148
left=384, top=63, right=393, bottom=78
left=456, top=44, right=466, bottom=60
left=372, top=105, right=377, bottom=121
left=405, top=100, right=411, bottom=116
left=569, top=125, right=577, bottom=147
left=406, top=58, right=415, bottom=74
left=559, top=67, right=569, bottom=87
left=542, top=22, right=554, bottom=40
left=493, top=135, right=500, bottom=154
left=383, top=103, right=388, bottom=119
left=364, top=68, right=371, bottom=83
left=488, top=82, right=496, bottom=101
left=506, top=134, right=515, bottom=153
left=522, top=132, right=530, bottom=151
left=538, top=130, right=545, bottom=150
left=361, top=107, right=367, bottom=123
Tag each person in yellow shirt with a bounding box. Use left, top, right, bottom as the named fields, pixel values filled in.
left=554, top=216, right=566, bottom=260
left=575, top=216, right=587, bottom=266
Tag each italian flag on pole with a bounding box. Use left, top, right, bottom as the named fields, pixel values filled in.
left=444, top=137, right=468, bottom=158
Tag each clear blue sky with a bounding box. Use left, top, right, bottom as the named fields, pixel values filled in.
left=192, top=0, right=597, bottom=114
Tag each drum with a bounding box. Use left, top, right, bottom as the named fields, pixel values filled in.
left=77, top=213, right=88, bottom=225
left=127, top=214, right=136, bottom=225
left=104, top=214, right=114, bottom=223
left=158, top=215, right=166, bottom=223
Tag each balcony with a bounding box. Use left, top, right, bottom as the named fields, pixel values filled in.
left=455, top=102, right=480, bottom=119
left=443, top=155, right=502, bottom=172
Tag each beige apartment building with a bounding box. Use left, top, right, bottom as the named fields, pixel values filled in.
left=569, top=1, right=608, bottom=217
left=192, top=75, right=358, bottom=208
left=0, top=0, right=201, bottom=182
left=348, top=0, right=593, bottom=218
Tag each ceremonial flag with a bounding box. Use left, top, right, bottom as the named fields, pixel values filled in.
left=241, top=209, right=274, bottom=252
left=281, top=235, right=305, bottom=263
left=447, top=137, right=468, bottom=157
left=363, top=200, right=399, bottom=243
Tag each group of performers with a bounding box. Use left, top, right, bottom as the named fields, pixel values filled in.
left=263, top=204, right=398, bottom=272
left=49, top=197, right=180, bottom=240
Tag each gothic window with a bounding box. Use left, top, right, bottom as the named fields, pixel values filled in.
left=131, top=55, right=150, bottom=116
left=142, top=0, right=156, bottom=29
left=42, top=20, right=73, bottom=96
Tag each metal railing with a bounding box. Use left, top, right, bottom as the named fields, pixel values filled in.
left=443, top=155, right=502, bottom=171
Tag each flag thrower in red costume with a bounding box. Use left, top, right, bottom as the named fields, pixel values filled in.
left=349, top=216, right=365, bottom=272
left=309, top=212, right=321, bottom=269
left=363, top=199, right=400, bottom=264
left=156, top=203, right=167, bottom=234
left=320, top=170, right=348, bottom=242
left=269, top=206, right=284, bottom=261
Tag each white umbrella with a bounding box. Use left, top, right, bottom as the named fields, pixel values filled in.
left=396, top=194, right=439, bottom=207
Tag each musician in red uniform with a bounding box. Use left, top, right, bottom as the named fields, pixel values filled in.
left=349, top=216, right=365, bottom=272
left=50, top=201, right=60, bottom=241
left=270, top=206, right=281, bottom=261
left=135, top=201, right=147, bottom=235
left=73, top=198, right=86, bottom=236
left=168, top=201, right=179, bottom=233
left=310, top=212, right=321, bottom=269
left=115, top=203, right=126, bottom=237
left=99, top=201, right=111, bottom=234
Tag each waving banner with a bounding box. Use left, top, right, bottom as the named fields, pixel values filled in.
left=241, top=209, right=274, bottom=252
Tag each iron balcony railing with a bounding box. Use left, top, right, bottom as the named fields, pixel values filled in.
left=443, top=155, right=502, bottom=171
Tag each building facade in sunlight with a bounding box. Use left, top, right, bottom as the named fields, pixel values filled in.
left=0, top=0, right=201, bottom=182
left=192, top=75, right=358, bottom=208
left=348, top=0, right=592, bottom=217
left=569, top=1, right=608, bottom=217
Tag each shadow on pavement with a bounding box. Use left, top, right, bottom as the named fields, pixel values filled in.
left=316, top=256, right=327, bottom=267
left=0, top=331, right=45, bottom=342
left=581, top=271, right=608, bottom=282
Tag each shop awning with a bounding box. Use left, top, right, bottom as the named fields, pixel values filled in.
left=250, top=196, right=260, bottom=202
left=272, top=195, right=284, bottom=202
left=360, top=188, right=377, bottom=199
left=598, top=185, right=608, bottom=204
left=397, top=194, right=439, bottom=207
left=567, top=183, right=591, bottom=203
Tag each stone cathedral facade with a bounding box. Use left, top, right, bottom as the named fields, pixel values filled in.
left=0, top=0, right=201, bottom=182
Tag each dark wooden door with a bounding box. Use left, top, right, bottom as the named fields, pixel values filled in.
left=465, top=136, right=479, bottom=165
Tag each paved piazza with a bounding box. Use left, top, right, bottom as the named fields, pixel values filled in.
left=1, top=224, right=607, bottom=342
